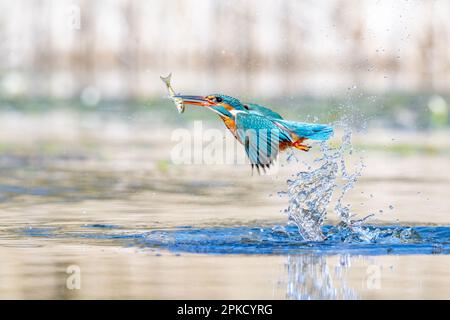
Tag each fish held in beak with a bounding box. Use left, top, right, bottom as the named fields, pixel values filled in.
left=173, top=95, right=216, bottom=107
left=160, top=73, right=185, bottom=114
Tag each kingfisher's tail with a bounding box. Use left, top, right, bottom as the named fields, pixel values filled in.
left=274, top=119, right=333, bottom=141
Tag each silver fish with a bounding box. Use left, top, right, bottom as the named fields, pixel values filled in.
left=160, top=73, right=185, bottom=114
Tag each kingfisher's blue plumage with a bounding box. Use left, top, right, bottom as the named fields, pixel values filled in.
left=245, top=103, right=284, bottom=120
left=174, top=93, right=334, bottom=173
left=244, top=103, right=332, bottom=140
left=273, top=119, right=334, bottom=141
left=212, top=94, right=245, bottom=110
left=235, top=112, right=293, bottom=169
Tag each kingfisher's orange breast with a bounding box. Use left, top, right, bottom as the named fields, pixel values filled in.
left=220, top=116, right=237, bottom=137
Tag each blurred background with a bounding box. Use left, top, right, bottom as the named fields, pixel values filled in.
left=0, top=0, right=449, bottom=129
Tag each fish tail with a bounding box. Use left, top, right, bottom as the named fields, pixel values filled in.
left=160, top=73, right=172, bottom=86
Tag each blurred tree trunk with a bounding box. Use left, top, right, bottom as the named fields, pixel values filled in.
left=122, top=0, right=140, bottom=99
left=334, top=1, right=367, bottom=87
left=31, top=0, right=53, bottom=97
left=240, top=2, right=254, bottom=94
left=280, top=0, right=295, bottom=95
left=418, top=1, right=435, bottom=90
left=207, top=2, right=221, bottom=71
left=76, top=0, right=96, bottom=96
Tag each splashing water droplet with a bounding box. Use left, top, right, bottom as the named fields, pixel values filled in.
left=287, top=150, right=298, bottom=163
left=283, top=125, right=370, bottom=241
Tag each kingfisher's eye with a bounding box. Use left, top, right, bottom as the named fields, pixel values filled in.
left=215, top=97, right=223, bottom=103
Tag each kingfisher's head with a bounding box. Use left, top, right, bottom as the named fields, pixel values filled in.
left=174, top=94, right=247, bottom=118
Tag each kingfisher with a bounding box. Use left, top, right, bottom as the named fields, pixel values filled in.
left=174, top=94, right=333, bottom=173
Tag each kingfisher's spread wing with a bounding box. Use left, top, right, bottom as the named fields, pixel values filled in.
left=235, top=112, right=292, bottom=173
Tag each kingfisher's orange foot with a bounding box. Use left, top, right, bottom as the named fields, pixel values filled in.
left=292, top=139, right=310, bottom=152
left=295, top=144, right=310, bottom=152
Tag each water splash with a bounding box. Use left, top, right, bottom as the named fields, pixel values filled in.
left=16, top=223, right=450, bottom=255
left=283, top=126, right=370, bottom=241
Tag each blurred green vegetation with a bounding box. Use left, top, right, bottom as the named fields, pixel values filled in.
left=0, top=92, right=449, bottom=130
left=353, top=143, right=446, bottom=156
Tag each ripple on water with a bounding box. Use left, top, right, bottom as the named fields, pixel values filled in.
left=16, top=224, right=450, bottom=255
left=141, top=225, right=450, bottom=255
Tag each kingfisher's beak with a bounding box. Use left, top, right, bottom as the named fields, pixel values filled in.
left=173, top=95, right=216, bottom=107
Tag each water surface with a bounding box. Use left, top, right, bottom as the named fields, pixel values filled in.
left=0, top=114, right=449, bottom=299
